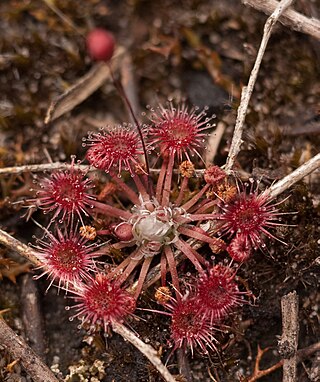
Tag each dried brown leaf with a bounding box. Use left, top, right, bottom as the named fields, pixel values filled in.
left=0, top=261, right=31, bottom=283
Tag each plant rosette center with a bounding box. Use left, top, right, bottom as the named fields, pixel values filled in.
left=233, top=204, right=265, bottom=233
left=51, top=241, right=85, bottom=272
left=160, top=118, right=196, bottom=150
left=53, top=181, right=83, bottom=209
left=129, top=200, right=187, bottom=256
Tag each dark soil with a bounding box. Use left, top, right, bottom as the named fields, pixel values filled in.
left=0, top=1, right=319, bottom=381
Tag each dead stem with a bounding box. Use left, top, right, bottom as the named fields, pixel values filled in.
left=20, top=274, right=47, bottom=359
left=242, top=0, right=320, bottom=40
left=0, top=317, right=59, bottom=382
left=120, top=53, right=140, bottom=121
left=0, top=229, right=41, bottom=266
left=1, top=153, right=317, bottom=200
left=0, top=162, right=204, bottom=176
left=44, top=47, right=125, bottom=124
left=268, top=153, right=320, bottom=198
left=0, top=162, right=90, bottom=176
left=280, top=291, right=299, bottom=382
left=224, top=0, right=294, bottom=174
left=111, top=321, right=176, bottom=382
left=42, top=0, right=84, bottom=36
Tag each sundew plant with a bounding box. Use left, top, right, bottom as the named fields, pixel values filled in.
left=30, top=98, right=286, bottom=356
left=0, top=2, right=319, bottom=381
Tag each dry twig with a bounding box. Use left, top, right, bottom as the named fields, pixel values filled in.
left=1, top=150, right=318, bottom=198
left=242, top=0, right=320, bottom=40
left=0, top=162, right=90, bottom=176
left=246, top=345, right=280, bottom=382
left=20, top=274, right=47, bottom=359
left=279, top=291, right=299, bottom=382
left=111, top=322, right=176, bottom=382
left=45, top=48, right=124, bottom=124
left=0, top=229, right=40, bottom=266
left=0, top=318, right=59, bottom=382
left=120, top=53, right=140, bottom=120
left=0, top=162, right=204, bottom=176
left=225, top=0, right=294, bottom=173
left=42, top=0, right=84, bottom=36
left=268, top=152, right=320, bottom=198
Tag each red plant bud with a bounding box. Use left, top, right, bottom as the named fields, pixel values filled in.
left=86, top=28, right=115, bottom=62
left=114, top=222, right=134, bottom=242
left=204, top=165, right=226, bottom=185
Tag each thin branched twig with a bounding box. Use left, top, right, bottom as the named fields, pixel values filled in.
left=268, top=153, right=320, bottom=198
left=242, top=0, right=320, bottom=40
left=245, top=341, right=320, bottom=381
left=224, top=0, right=294, bottom=173
left=0, top=162, right=203, bottom=176
left=0, top=162, right=90, bottom=176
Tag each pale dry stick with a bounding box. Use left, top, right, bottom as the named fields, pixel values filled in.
left=0, top=162, right=90, bottom=176
left=0, top=162, right=205, bottom=176
left=45, top=47, right=125, bottom=124
left=20, top=274, right=47, bottom=359
left=1, top=150, right=318, bottom=196
left=120, top=53, right=140, bottom=120
left=0, top=318, right=59, bottom=382
left=224, top=0, right=294, bottom=174
left=242, top=0, right=320, bottom=40
left=0, top=228, right=41, bottom=266
left=279, top=291, right=299, bottom=382
left=42, top=0, right=84, bottom=36
left=268, top=152, right=320, bottom=198
left=111, top=322, right=176, bottom=382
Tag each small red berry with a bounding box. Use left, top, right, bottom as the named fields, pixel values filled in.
left=114, top=222, right=134, bottom=242
left=70, top=274, right=136, bottom=331
left=227, top=234, right=252, bottom=262
left=86, top=28, right=115, bottom=62
left=204, top=165, right=226, bottom=185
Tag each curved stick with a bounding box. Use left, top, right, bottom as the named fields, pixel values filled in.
left=0, top=318, right=58, bottom=382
